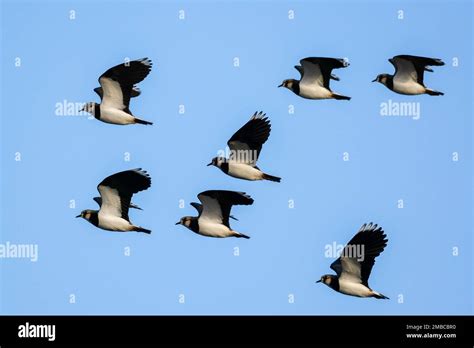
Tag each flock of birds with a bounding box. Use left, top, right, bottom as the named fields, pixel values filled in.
left=76, top=54, right=445, bottom=299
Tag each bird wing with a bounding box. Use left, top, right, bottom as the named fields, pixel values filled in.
left=190, top=202, right=203, bottom=216
left=93, top=196, right=141, bottom=210
left=93, top=196, right=102, bottom=207
left=294, top=65, right=304, bottom=79
left=300, top=57, right=348, bottom=90
left=330, top=223, right=388, bottom=287
left=392, top=55, right=444, bottom=85
left=390, top=56, right=420, bottom=84
left=97, top=168, right=151, bottom=222
left=98, top=58, right=152, bottom=113
left=198, top=190, right=253, bottom=228
left=227, top=112, right=271, bottom=166
left=191, top=202, right=238, bottom=220
left=296, top=65, right=341, bottom=82
left=299, top=59, right=325, bottom=88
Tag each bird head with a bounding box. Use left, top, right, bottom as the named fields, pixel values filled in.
left=316, top=274, right=335, bottom=286
left=372, top=74, right=389, bottom=85
left=76, top=209, right=94, bottom=221
left=278, top=79, right=296, bottom=90
left=175, top=216, right=192, bottom=228
left=79, top=102, right=97, bottom=115
left=207, top=156, right=225, bottom=168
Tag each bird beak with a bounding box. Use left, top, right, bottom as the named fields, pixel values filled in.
left=175, top=221, right=180, bottom=225
left=206, top=162, right=213, bottom=166
left=372, top=78, right=377, bottom=82
left=316, top=279, right=322, bottom=283
left=76, top=214, right=81, bottom=218
left=278, top=83, right=283, bottom=88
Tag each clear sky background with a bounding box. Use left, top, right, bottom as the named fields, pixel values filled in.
left=0, top=0, right=472, bottom=315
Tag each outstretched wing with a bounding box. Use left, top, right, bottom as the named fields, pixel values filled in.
left=190, top=202, right=237, bottom=220
left=391, top=55, right=444, bottom=85
left=99, top=58, right=152, bottom=113
left=198, top=190, right=253, bottom=228
left=227, top=112, right=271, bottom=166
left=97, top=168, right=151, bottom=221
left=300, top=57, right=348, bottom=90
left=330, top=223, right=388, bottom=287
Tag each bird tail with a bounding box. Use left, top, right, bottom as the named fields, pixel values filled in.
left=134, top=117, right=153, bottom=125
left=262, top=173, right=281, bottom=183
left=425, top=88, right=444, bottom=96
left=134, top=226, right=151, bottom=234
left=234, top=232, right=250, bottom=239
left=332, top=93, right=351, bottom=100
left=371, top=291, right=389, bottom=300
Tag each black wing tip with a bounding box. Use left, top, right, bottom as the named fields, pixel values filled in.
left=190, top=202, right=202, bottom=210
left=200, top=190, right=254, bottom=205
left=394, top=55, right=445, bottom=66
left=358, top=222, right=388, bottom=241
left=301, top=57, right=349, bottom=67
left=250, top=111, right=271, bottom=128
left=129, top=168, right=152, bottom=188
left=251, top=110, right=268, bottom=119
left=99, top=168, right=151, bottom=194
left=239, top=192, right=254, bottom=205
left=137, top=57, right=153, bottom=65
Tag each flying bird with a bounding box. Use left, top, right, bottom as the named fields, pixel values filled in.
left=176, top=190, right=253, bottom=238
left=317, top=223, right=389, bottom=299
left=279, top=57, right=351, bottom=100
left=207, top=111, right=281, bottom=182
left=80, top=58, right=154, bottom=125
left=76, top=168, right=151, bottom=234
left=373, top=55, right=444, bottom=96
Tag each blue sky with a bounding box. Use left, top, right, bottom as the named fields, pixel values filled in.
left=0, top=0, right=472, bottom=315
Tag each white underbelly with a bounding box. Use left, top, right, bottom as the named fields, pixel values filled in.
left=227, top=162, right=263, bottom=181
left=100, top=107, right=136, bottom=125
left=393, top=80, right=426, bottom=95
left=198, top=220, right=235, bottom=238
left=298, top=84, right=333, bottom=99
left=98, top=213, right=134, bottom=231
left=339, top=280, right=372, bottom=297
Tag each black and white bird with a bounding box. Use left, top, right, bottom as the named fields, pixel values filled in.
left=317, top=223, right=389, bottom=299
left=80, top=58, right=154, bottom=125
left=93, top=196, right=142, bottom=211
left=279, top=57, right=351, bottom=100
left=76, top=168, right=151, bottom=234
left=176, top=190, right=253, bottom=238
left=373, top=55, right=444, bottom=96
left=207, top=111, right=281, bottom=183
